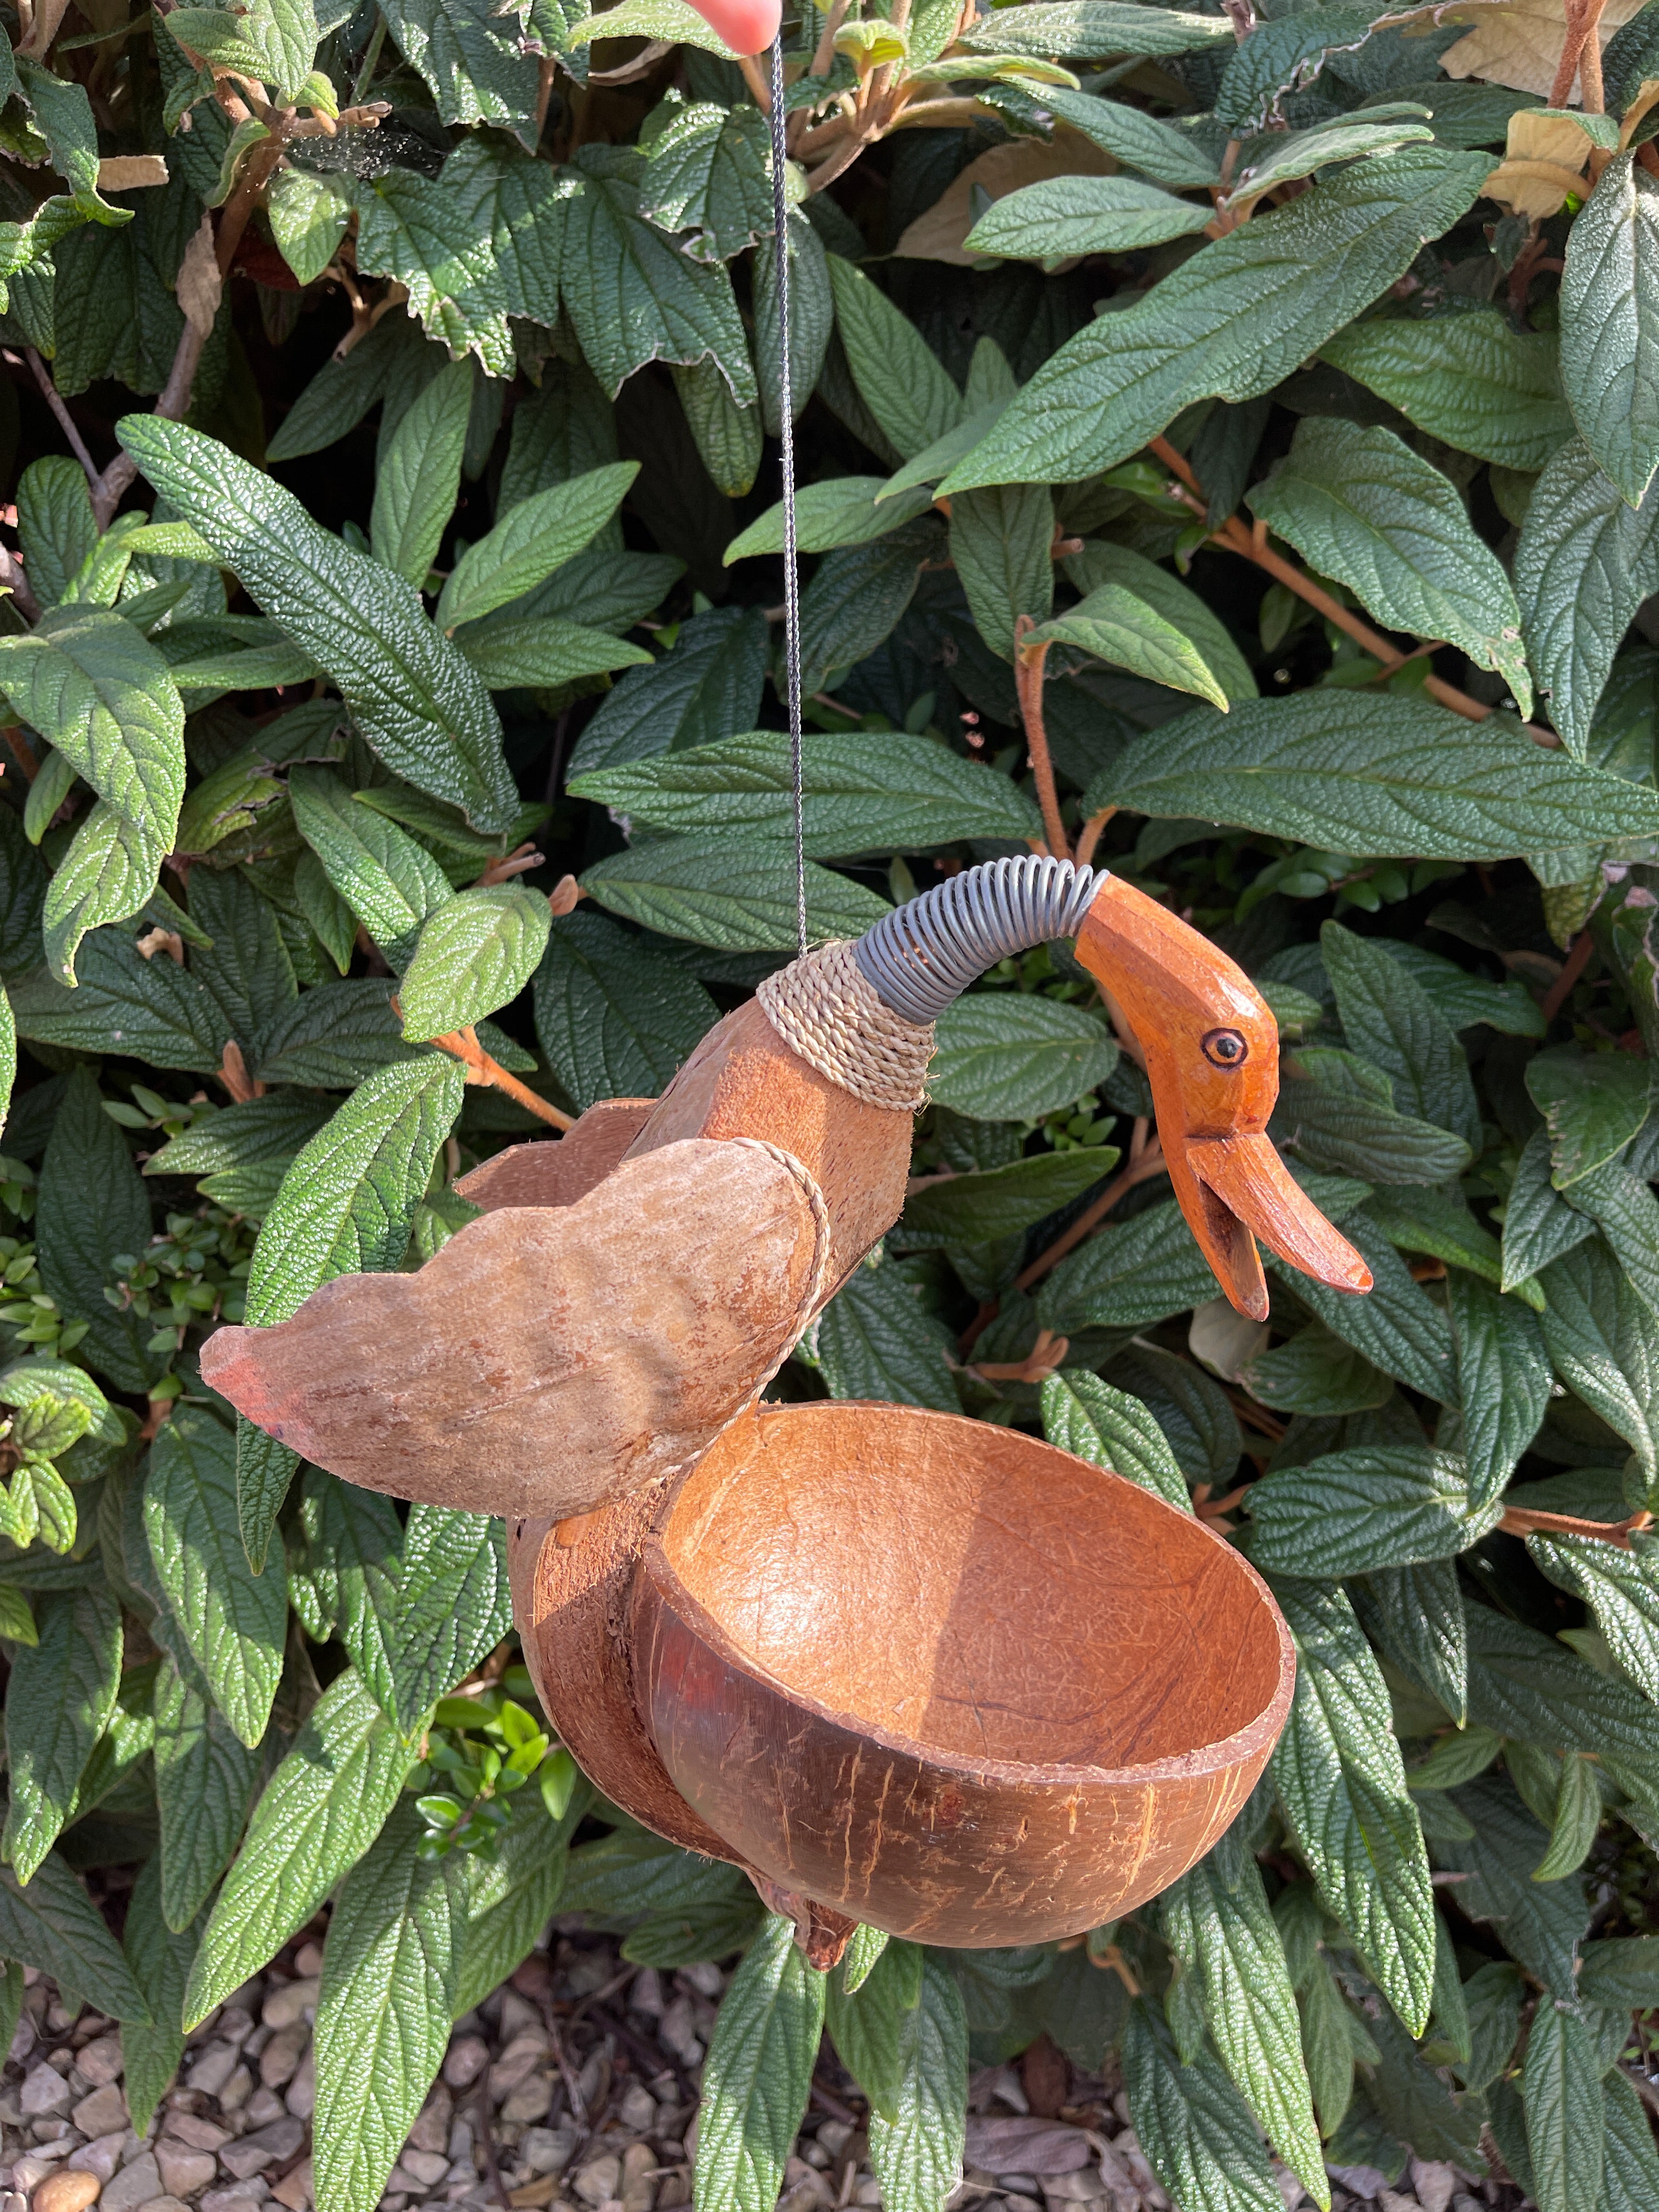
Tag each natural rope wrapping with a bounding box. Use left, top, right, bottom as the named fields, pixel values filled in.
left=758, top=940, right=935, bottom=1113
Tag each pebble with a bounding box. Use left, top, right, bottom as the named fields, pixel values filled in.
left=183, top=2054, right=237, bottom=2103
left=21, top=2069, right=71, bottom=2119
left=268, top=2161, right=311, bottom=2212
left=441, top=2042, right=488, bottom=2093
left=31, top=2173, right=101, bottom=2212
left=216, top=2019, right=255, bottom=2055
left=571, top=2160, right=619, bottom=2209
left=516, top=2131, right=574, bottom=2180
left=255, top=2035, right=305, bottom=2098
left=67, top=2138, right=127, bottom=2184
left=499, top=2081, right=551, bottom=2127
left=408, top=2097, right=450, bottom=2157
left=283, top=2058, right=313, bottom=2126
left=154, top=2153, right=216, bottom=2201
left=615, top=2089, right=655, bottom=2137
left=75, top=2048, right=122, bottom=2093
left=258, top=1990, right=316, bottom=2038
left=159, top=2123, right=227, bottom=2158
left=72, top=2090, right=127, bottom=2141
left=201, top=2190, right=267, bottom=2212
left=101, top=2157, right=162, bottom=2212
left=242, top=2096, right=285, bottom=2132
left=218, top=2124, right=304, bottom=2184
left=216, top=2075, right=252, bottom=2118
left=133, top=2197, right=192, bottom=2212
left=398, top=2157, right=448, bottom=2191
left=10, top=2019, right=37, bottom=2066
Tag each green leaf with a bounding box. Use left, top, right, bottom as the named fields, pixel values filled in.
left=1363, top=1187, right=1515, bottom=1297
left=1270, top=1579, right=1436, bottom=2035
left=267, top=166, right=351, bottom=286
left=1064, top=540, right=1258, bottom=703
left=42, top=806, right=169, bottom=989
left=246, top=1054, right=467, bottom=1329
left=1446, top=1273, right=1552, bottom=1510
left=1020, top=86, right=1221, bottom=185
left=1560, top=1157, right=1659, bottom=1322
left=1320, top=310, right=1571, bottom=471
left=797, top=524, right=940, bottom=693
left=1026, top=581, right=1230, bottom=708
left=1250, top=1448, right=1498, bottom=1574
left=1515, top=435, right=1659, bottom=757
left=371, top=357, right=472, bottom=589
left=144, top=1407, right=286, bottom=1748
left=567, top=0, right=748, bottom=57
left=1459, top=1957, right=1523, bottom=2091
left=958, top=2, right=1234, bottom=58
left=456, top=614, right=651, bottom=690
left=1528, top=1530, right=1659, bottom=1707
left=1, top=1583, right=121, bottom=1882
left=437, top=463, right=639, bottom=632
left=725, top=476, right=935, bottom=565
left=189, top=866, right=297, bottom=1050
left=165, top=0, right=319, bottom=104
left=572, top=730, right=1042, bottom=855
left=1040, top=1368, right=1189, bottom=1511
left=802, top=1257, right=959, bottom=1412
left=1531, top=1750, right=1601, bottom=1881
left=121, top=1854, right=202, bottom=2135
left=398, top=885, right=552, bottom=1040
left=1500, top=1128, right=1595, bottom=1289
left=1268, top=1218, right=1455, bottom=1403
left=694, top=1916, right=826, bottom=2212
left=1578, top=1933, right=1659, bottom=2009
left=1526, top=1045, right=1650, bottom=1185
left=901, top=1147, right=1119, bottom=1245
left=351, top=171, right=511, bottom=374
left=533, top=909, right=715, bottom=1110
left=313, top=1800, right=464, bottom=2212
left=184, top=1669, right=411, bottom=2026
left=1036, top=1195, right=1219, bottom=1334
left=381, top=0, right=538, bottom=129
left=290, top=768, right=455, bottom=969
left=18, top=456, right=98, bottom=611
left=826, top=1938, right=923, bottom=2123
left=0, top=1851, right=151, bottom=2022
left=1161, top=1833, right=1328, bottom=2208
left=1603, top=2069, right=1659, bottom=2212
left=1436, top=1776, right=1587, bottom=1995
left=558, top=153, right=755, bottom=404
left=1522, top=2002, right=1602, bottom=2212
left=452, top=1784, right=587, bottom=2018
left=1123, top=2000, right=1282, bottom=2212
left=941, top=150, right=1494, bottom=492
left=1319, top=922, right=1481, bottom=1147
left=867, top=1955, right=967, bottom=2212
left=151, top=1649, right=262, bottom=1931
left=827, top=256, right=963, bottom=461
left=929, top=994, right=1117, bottom=1120
left=1560, top=154, right=1659, bottom=507
left=1248, top=421, right=1530, bottom=713
left=1222, top=115, right=1439, bottom=211
left=950, top=483, right=1054, bottom=660
left=1087, top=691, right=1659, bottom=859
left=1244, top=1323, right=1393, bottom=1415
left=755, top=208, right=833, bottom=437
left=1297, top=1952, right=1356, bottom=2137
left=253, top=980, right=423, bottom=1090
left=379, top=1505, right=512, bottom=1733
left=581, top=836, right=889, bottom=951
left=567, top=605, right=769, bottom=773
left=1277, top=1051, right=1471, bottom=1183
left=1359, top=1558, right=1468, bottom=1728
left=0, top=606, right=185, bottom=864
left=116, top=417, right=517, bottom=833
left=300, top=1468, right=400, bottom=1719
left=641, top=95, right=773, bottom=263
left=37, top=1065, right=155, bottom=1393
left=966, top=174, right=1212, bottom=260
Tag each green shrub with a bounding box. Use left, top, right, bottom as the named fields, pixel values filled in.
left=0, top=1, right=1658, bottom=2209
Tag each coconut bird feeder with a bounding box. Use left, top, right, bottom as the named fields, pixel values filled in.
left=201, top=0, right=1373, bottom=1969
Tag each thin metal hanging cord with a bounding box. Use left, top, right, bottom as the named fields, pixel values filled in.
left=768, top=29, right=807, bottom=960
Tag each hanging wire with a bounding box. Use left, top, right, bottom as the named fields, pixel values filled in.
left=767, top=29, right=808, bottom=960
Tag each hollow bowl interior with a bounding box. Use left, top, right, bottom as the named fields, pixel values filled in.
left=657, top=1401, right=1285, bottom=1776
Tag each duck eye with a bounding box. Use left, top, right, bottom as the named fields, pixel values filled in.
left=1203, top=1028, right=1249, bottom=1069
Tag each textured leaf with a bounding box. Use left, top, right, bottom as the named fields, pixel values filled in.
left=1500, top=1127, right=1595, bottom=1289
left=1319, top=922, right=1481, bottom=1147
left=1526, top=1043, right=1650, bottom=1185
left=0, top=1852, right=151, bottom=2021
left=289, top=769, right=455, bottom=968
left=437, top=463, right=638, bottom=631
left=11, top=929, right=226, bottom=1071
left=567, top=605, right=768, bottom=773
left=965, top=174, right=1212, bottom=259
left=802, top=1259, right=960, bottom=1413
left=1515, top=435, right=1659, bottom=757
left=42, top=806, right=170, bottom=990
left=379, top=1506, right=512, bottom=1733
left=1027, top=582, right=1230, bottom=708
left=1271, top=1579, right=1436, bottom=2035
left=1446, top=1273, right=1552, bottom=1509
left=165, top=0, right=319, bottom=104
left=381, top=0, right=538, bottom=129
left=902, top=1148, right=1119, bottom=1246
left=1023, top=86, right=1221, bottom=185
left=313, top=1801, right=464, bottom=2212
left=695, top=1917, right=826, bottom=2212
left=1603, top=2069, right=1659, bottom=2212
left=1040, top=1368, right=1189, bottom=1511
left=798, top=525, right=939, bottom=692
left=184, top=1670, right=411, bottom=2025
left=1064, top=540, right=1258, bottom=703
left=1539, top=1237, right=1659, bottom=1491
left=1522, top=2002, right=1602, bottom=2212
left=398, top=886, right=552, bottom=1039
left=121, top=1854, right=201, bottom=2135
left=1436, top=1776, right=1587, bottom=1995
left=1123, top=2002, right=1282, bottom=2212
left=825, top=1939, right=923, bottom=2124
left=941, top=151, right=1493, bottom=491
left=532, top=909, right=715, bottom=1109
left=1268, top=1218, right=1455, bottom=1402
left=1320, top=309, right=1571, bottom=471
left=867, top=1956, right=968, bottom=2212
left=371, top=357, right=472, bottom=588
left=1359, top=1558, right=1468, bottom=1727
left=144, top=1408, right=285, bottom=1748
left=572, top=730, right=1042, bottom=855
left=37, top=1065, right=155, bottom=1393
left=1, top=1584, right=121, bottom=1882
left=151, top=1648, right=262, bottom=1931
left=456, top=616, right=651, bottom=690
left=1528, top=1529, right=1659, bottom=1706
left=582, top=836, right=889, bottom=950
left=1560, top=154, right=1659, bottom=506
left=1037, top=1197, right=1219, bottom=1334
left=1088, top=691, right=1659, bottom=857
left=1465, top=1603, right=1659, bottom=1780
left=452, top=1786, right=586, bottom=2018
left=1249, top=422, right=1530, bottom=712
left=929, top=994, right=1117, bottom=1120
left=640, top=96, right=773, bottom=262
left=116, top=417, right=517, bottom=832
left=827, top=256, right=963, bottom=461
left=1249, top=1448, right=1500, bottom=1575
left=267, top=166, right=350, bottom=286
left=950, top=483, right=1055, bottom=660
left=958, top=2, right=1234, bottom=58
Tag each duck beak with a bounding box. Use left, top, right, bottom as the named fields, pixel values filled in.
left=1072, top=877, right=1371, bottom=1321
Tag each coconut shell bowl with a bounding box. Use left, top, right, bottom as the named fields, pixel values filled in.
left=202, top=857, right=1362, bottom=1961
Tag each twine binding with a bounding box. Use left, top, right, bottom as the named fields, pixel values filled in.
left=757, top=940, right=935, bottom=1113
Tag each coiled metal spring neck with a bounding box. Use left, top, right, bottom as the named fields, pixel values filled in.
left=850, top=856, right=1107, bottom=1028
